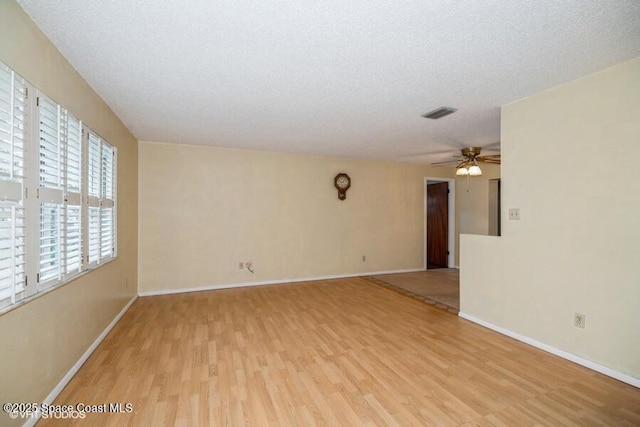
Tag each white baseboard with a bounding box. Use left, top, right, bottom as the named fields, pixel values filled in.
left=458, top=312, right=640, bottom=389
left=138, top=268, right=424, bottom=297
left=24, top=295, right=138, bottom=427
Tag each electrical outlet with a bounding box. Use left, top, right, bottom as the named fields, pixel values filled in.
left=574, top=313, right=585, bottom=329
left=238, top=262, right=244, bottom=270
left=508, top=208, right=521, bottom=220
left=362, top=255, right=366, bottom=262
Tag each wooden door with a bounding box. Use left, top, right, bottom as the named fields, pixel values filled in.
left=427, top=182, right=448, bottom=269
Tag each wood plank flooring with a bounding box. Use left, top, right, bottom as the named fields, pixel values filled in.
left=40, top=278, right=639, bottom=426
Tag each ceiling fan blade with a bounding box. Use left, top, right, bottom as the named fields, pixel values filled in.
left=477, top=155, right=501, bottom=164
left=430, top=160, right=460, bottom=166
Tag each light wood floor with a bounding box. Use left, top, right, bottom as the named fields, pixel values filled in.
left=41, top=278, right=639, bottom=426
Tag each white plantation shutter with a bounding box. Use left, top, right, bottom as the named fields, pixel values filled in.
left=101, top=144, right=114, bottom=200
left=0, top=205, right=26, bottom=308
left=38, top=97, right=63, bottom=287
left=0, top=65, right=27, bottom=182
left=38, top=98, right=62, bottom=188
left=86, top=132, right=115, bottom=265
left=65, top=116, right=81, bottom=193
left=39, top=202, right=60, bottom=283
left=0, top=60, right=117, bottom=312
left=0, top=64, right=28, bottom=309
left=38, top=95, right=85, bottom=286
left=88, top=133, right=100, bottom=198
left=64, top=205, right=81, bottom=273
left=100, top=144, right=115, bottom=258
left=99, top=207, right=113, bottom=258
left=86, top=133, right=100, bottom=266
left=62, top=114, right=82, bottom=276
left=87, top=206, right=100, bottom=264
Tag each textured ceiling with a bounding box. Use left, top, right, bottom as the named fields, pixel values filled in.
left=16, top=0, right=640, bottom=163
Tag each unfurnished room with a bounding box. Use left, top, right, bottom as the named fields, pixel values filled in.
left=1, top=0, right=639, bottom=425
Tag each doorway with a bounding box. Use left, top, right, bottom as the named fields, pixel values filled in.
left=489, top=179, right=501, bottom=236
left=424, top=178, right=455, bottom=269
left=427, top=182, right=448, bottom=268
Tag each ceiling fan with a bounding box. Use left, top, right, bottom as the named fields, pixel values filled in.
left=432, top=146, right=500, bottom=176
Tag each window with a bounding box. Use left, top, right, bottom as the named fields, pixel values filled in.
left=0, top=61, right=117, bottom=311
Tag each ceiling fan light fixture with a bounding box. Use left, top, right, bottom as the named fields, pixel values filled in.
left=422, top=106, right=457, bottom=119
left=468, top=165, right=482, bottom=176
left=456, top=166, right=469, bottom=176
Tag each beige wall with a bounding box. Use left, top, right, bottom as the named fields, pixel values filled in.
left=454, top=163, right=501, bottom=265
left=0, top=0, right=138, bottom=421
left=460, top=234, right=503, bottom=322
left=139, top=141, right=456, bottom=293
left=460, top=58, right=640, bottom=380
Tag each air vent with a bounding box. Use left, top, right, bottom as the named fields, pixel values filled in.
left=422, top=107, right=457, bottom=119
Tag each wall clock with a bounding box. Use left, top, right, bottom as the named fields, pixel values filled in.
left=334, top=173, right=351, bottom=200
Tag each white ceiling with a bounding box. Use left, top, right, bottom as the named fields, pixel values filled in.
left=16, top=0, right=640, bottom=163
